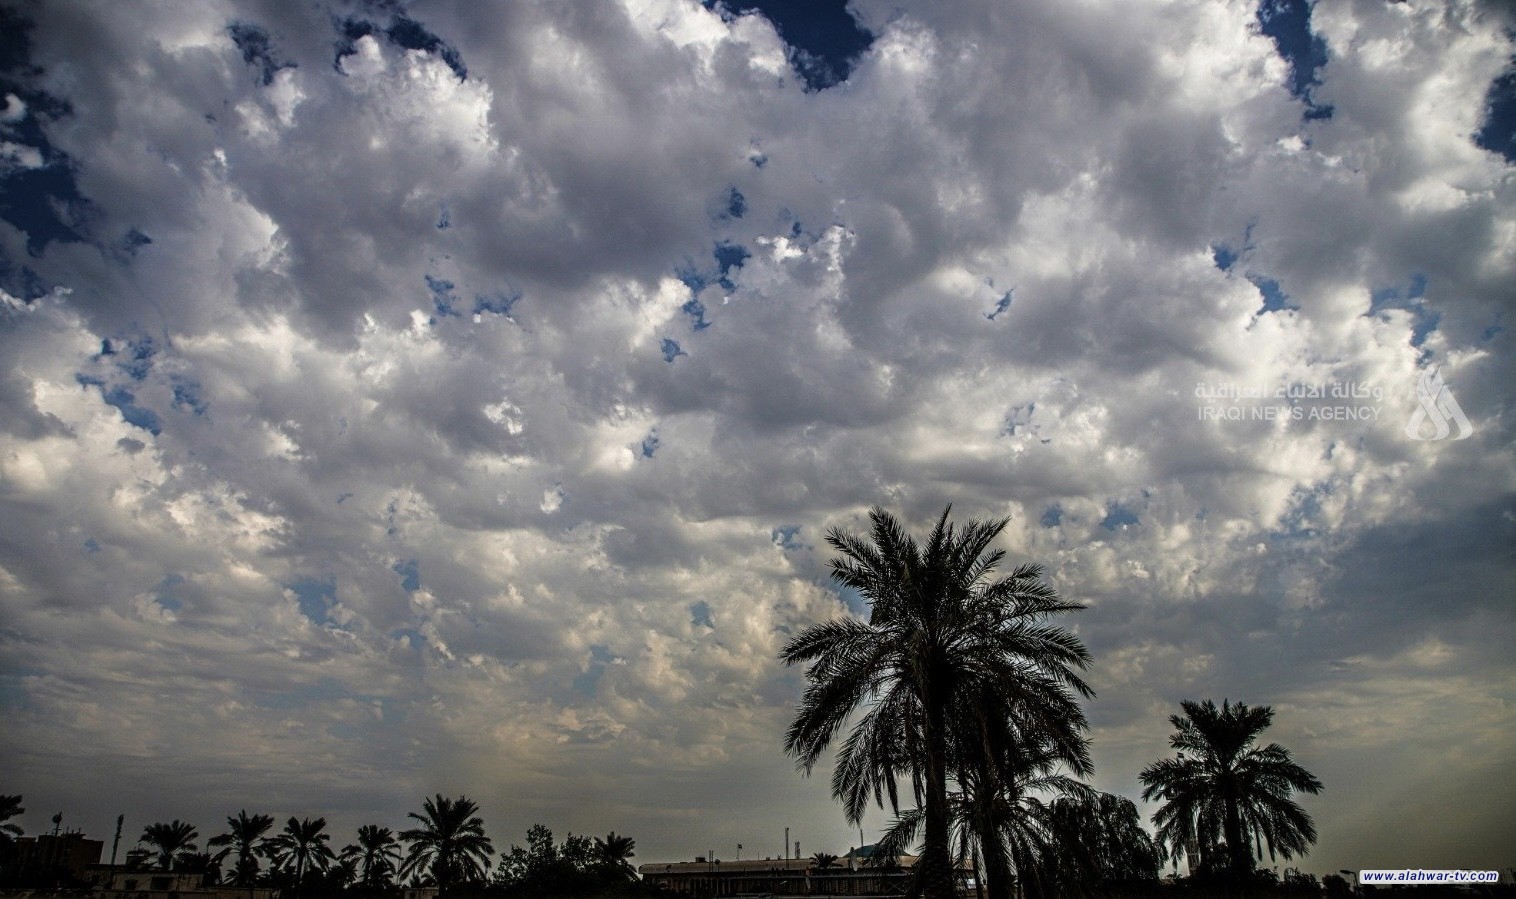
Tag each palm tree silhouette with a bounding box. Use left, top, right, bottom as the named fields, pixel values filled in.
left=811, top=852, right=839, bottom=870
left=781, top=506, right=1092, bottom=899
left=1140, top=700, right=1322, bottom=893
left=398, top=795, right=494, bottom=896
left=0, top=795, right=22, bottom=846
left=208, top=811, right=275, bottom=887
left=873, top=741, right=1094, bottom=899
left=267, top=817, right=334, bottom=899
left=140, top=821, right=199, bottom=870
left=594, top=833, right=637, bottom=881
left=342, top=825, right=401, bottom=890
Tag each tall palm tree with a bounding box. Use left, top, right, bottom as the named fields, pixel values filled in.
left=398, top=795, right=494, bottom=896
left=343, top=825, right=401, bottom=890
left=1140, top=700, right=1322, bottom=892
left=267, top=817, right=334, bottom=899
left=781, top=506, right=1093, bottom=899
left=140, top=821, right=199, bottom=870
left=594, top=832, right=637, bottom=881
left=208, top=811, right=275, bottom=887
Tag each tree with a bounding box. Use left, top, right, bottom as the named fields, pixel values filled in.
left=781, top=506, right=1092, bottom=899
left=1140, top=700, right=1322, bottom=893
left=811, top=853, right=839, bottom=870
left=267, top=817, right=335, bottom=899
left=140, top=821, right=200, bottom=870
left=399, top=795, right=494, bottom=896
left=1041, top=793, right=1161, bottom=895
left=872, top=743, right=1095, bottom=899
left=208, top=811, right=275, bottom=887
left=343, top=825, right=401, bottom=890
left=594, top=833, right=637, bottom=881
left=0, top=797, right=23, bottom=881
left=0, top=795, right=21, bottom=846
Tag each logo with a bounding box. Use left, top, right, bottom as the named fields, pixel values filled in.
left=1404, top=369, right=1472, bottom=441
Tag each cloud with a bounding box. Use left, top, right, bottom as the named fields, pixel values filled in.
left=1, top=0, right=1512, bottom=875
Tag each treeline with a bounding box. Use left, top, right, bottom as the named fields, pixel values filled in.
left=0, top=794, right=653, bottom=899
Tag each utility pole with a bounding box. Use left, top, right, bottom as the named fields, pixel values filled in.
left=110, top=815, right=124, bottom=867
left=784, top=828, right=789, bottom=860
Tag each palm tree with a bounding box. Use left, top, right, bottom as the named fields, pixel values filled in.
left=873, top=740, right=1095, bottom=899
left=0, top=795, right=22, bottom=845
left=343, top=825, right=401, bottom=890
left=0, top=795, right=22, bottom=876
left=594, top=832, right=636, bottom=881
left=781, top=506, right=1093, bottom=899
left=208, top=811, right=275, bottom=887
left=140, top=821, right=199, bottom=870
left=1140, top=700, right=1322, bottom=892
left=811, top=852, right=839, bottom=870
left=267, top=817, right=334, bottom=899
left=398, top=795, right=494, bottom=896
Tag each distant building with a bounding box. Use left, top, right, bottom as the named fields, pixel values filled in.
left=639, top=851, right=964, bottom=898
left=11, top=832, right=105, bottom=883
left=93, top=868, right=273, bottom=899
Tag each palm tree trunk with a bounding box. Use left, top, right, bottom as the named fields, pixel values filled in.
left=916, top=702, right=958, bottom=899
left=1223, top=781, right=1248, bottom=897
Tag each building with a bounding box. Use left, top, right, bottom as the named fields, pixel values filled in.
left=639, top=851, right=961, bottom=898
left=92, top=868, right=273, bottom=899
left=10, top=832, right=105, bottom=884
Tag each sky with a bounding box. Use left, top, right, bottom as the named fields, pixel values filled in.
left=1, top=0, right=1514, bottom=880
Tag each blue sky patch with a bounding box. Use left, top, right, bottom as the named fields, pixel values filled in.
left=426, top=274, right=460, bottom=317
left=771, top=525, right=804, bottom=550
left=985, top=289, right=1014, bottom=321
left=572, top=644, right=618, bottom=698
left=1474, top=59, right=1516, bottom=164
left=726, top=187, right=747, bottom=218
left=171, top=378, right=207, bottom=416
left=708, top=0, right=873, bottom=92
left=714, top=241, right=750, bottom=290
left=227, top=22, right=296, bottom=86
left=1248, top=274, right=1297, bottom=314
left=102, top=386, right=162, bottom=435
left=0, top=6, right=90, bottom=256
left=335, top=14, right=467, bottom=80
left=288, top=577, right=337, bottom=625
left=393, top=559, right=421, bottom=592
left=689, top=600, right=714, bottom=629
left=681, top=297, right=711, bottom=331
left=473, top=290, right=520, bottom=320
left=1368, top=273, right=1438, bottom=348
left=1257, top=0, right=1333, bottom=119
left=660, top=337, right=686, bottom=362
left=1040, top=504, right=1063, bottom=528
left=1100, top=502, right=1139, bottom=532
left=639, top=429, right=660, bottom=459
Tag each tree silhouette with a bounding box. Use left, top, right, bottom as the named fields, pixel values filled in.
left=140, top=821, right=199, bottom=871
left=343, top=825, right=401, bottom=890
left=208, top=811, right=275, bottom=887
left=594, top=833, right=637, bottom=881
left=811, top=852, right=839, bottom=870
left=399, top=795, right=494, bottom=896
left=1140, top=700, right=1322, bottom=893
left=781, top=506, right=1092, bottom=899
left=267, top=816, right=334, bottom=899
